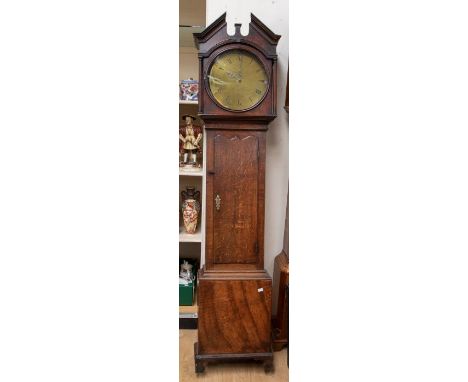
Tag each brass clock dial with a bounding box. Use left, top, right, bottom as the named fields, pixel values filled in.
left=208, top=49, right=268, bottom=111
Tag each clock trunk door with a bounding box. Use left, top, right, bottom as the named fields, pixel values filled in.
left=211, top=132, right=260, bottom=265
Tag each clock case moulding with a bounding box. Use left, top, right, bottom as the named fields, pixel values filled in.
left=194, top=12, right=280, bottom=275
left=193, top=13, right=281, bottom=374
left=194, top=12, right=280, bottom=122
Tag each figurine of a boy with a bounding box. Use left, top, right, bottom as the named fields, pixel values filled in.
left=179, top=114, right=202, bottom=166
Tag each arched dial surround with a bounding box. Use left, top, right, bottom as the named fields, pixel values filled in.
left=207, top=49, right=269, bottom=111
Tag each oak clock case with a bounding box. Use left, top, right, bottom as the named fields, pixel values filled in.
left=193, top=13, right=280, bottom=374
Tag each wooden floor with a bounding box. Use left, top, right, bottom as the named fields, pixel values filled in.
left=179, top=330, right=289, bottom=382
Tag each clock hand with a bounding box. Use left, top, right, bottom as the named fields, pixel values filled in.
left=207, top=75, right=227, bottom=85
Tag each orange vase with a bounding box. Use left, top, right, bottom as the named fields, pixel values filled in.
left=181, top=187, right=201, bottom=234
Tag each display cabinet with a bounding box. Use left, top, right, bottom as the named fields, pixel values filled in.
left=179, top=0, right=206, bottom=327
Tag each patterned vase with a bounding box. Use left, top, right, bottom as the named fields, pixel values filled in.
left=179, top=78, right=199, bottom=101
left=181, top=187, right=201, bottom=234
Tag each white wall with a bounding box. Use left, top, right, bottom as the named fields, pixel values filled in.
left=179, top=0, right=206, bottom=26
left=179, top=47, right=199, bottom=82
left=206, top=0, right=289, bottom=277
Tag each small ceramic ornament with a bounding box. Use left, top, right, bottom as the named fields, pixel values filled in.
left=180, top=260, right=194, bottom=281
left=181, top=187, right=201, bottom=234
left=179, top=114, right=202, bottom=169
left=179, top=78, right=199, bottom=101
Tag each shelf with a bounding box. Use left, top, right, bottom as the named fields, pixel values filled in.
left=179, top=99, right=198, bottom=105
left=179, top=225, right=202, bottom=242
left=179, top=167, right=203, bottom=176
left=179, top=0, right=204, bottom=330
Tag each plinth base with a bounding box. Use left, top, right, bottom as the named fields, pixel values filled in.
left=194, top=342, right=274, bottom=374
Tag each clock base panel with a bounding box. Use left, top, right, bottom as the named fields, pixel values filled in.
left=194, top=342, right=274, bottom=374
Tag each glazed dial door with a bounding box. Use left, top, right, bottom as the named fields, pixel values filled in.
left=208, top=49, right=269, bottom=111
left=212, top=132, right=259, bottom=265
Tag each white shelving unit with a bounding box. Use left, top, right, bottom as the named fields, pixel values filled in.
left=179, top=167, right=203, bottom=177
left=179, top=100, right=198, bottom=105
left=179, top=226, right=202, bottom=243
left=179, top=0, right=206, bottom=319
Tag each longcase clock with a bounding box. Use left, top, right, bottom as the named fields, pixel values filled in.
left=193, top=13, right=281, bottom=373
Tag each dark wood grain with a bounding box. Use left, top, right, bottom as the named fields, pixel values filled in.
left=194, top=342, right=274, bottom=374
left=205, top=128, right=266, bottom=270
left=198, top=270, right=272, bottom=354
left=272, top=252, right=289, bottom=351
left=284, top=65, right=289, bottom=113
left=193, top=13, right=280, bottom=372
left=272, top=191, right=288, bottom=350
left=213, top=133, right=258, bottom=264
left=194, top=13, right=280, bottom=123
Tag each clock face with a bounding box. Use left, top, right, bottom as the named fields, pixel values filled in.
left=208, top=49, right=269, bottom=111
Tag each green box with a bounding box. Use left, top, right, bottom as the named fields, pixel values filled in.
left=179, top=280, right=194, bottom=306
left=179, top=257, right=198, bottom=306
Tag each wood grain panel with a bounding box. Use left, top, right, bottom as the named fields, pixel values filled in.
left=194, top=14, right=281, bottom=122
left=272, top=252, right=289, bottom=351
left=193, top=13, right=280, bottom=370
left=198, top=278, right=272, bottom=354
left=213, top=134, right=258, bottom=264
left=205, top=129, right=266, bottom=270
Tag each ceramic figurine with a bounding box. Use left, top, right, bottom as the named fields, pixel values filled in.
left=180, top=260, right=194, bottom=281
left=179, top=78, right=199, bottom=101
left=181, top=187, right=201, bottom=234
left=179, top=114, right=202, bottom=168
